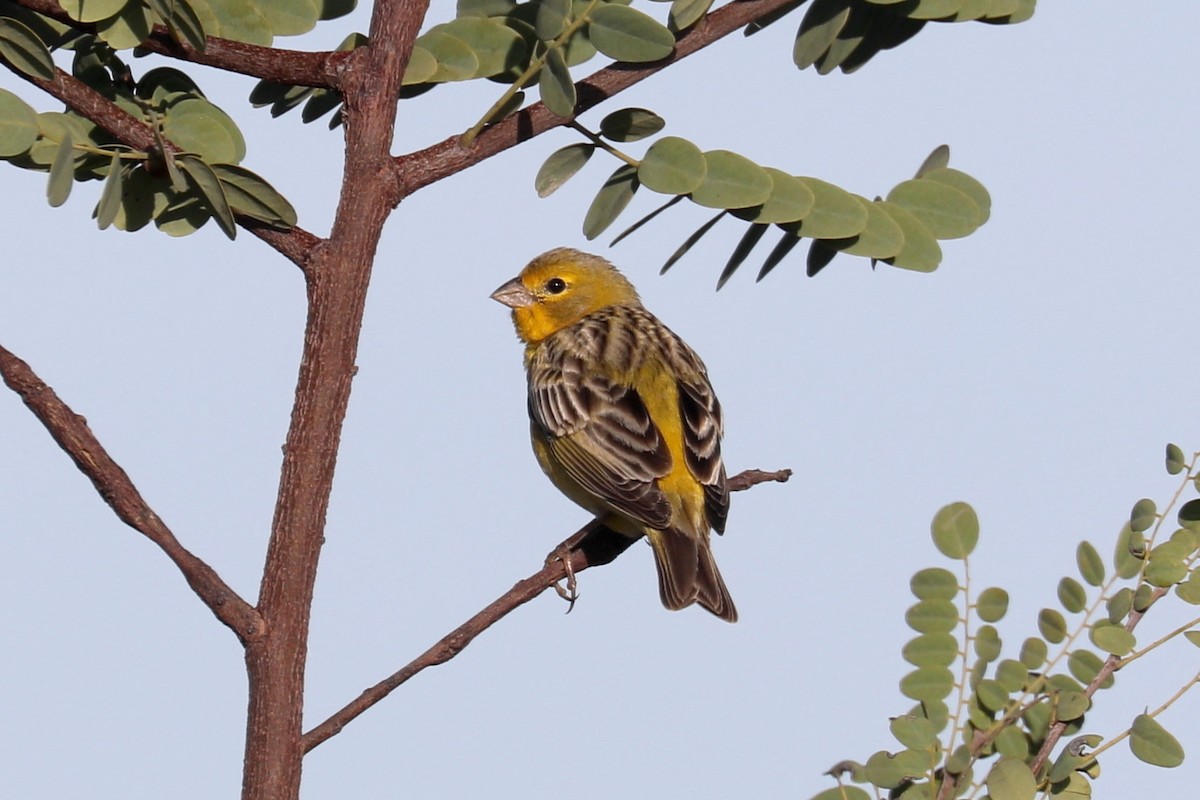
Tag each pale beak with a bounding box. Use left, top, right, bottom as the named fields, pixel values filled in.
left=490, top=278, right=535, bottom=309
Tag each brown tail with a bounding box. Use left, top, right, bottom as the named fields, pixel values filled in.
left=648, top=528, right=738, bottom=623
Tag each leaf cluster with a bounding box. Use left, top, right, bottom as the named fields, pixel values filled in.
left=814, top=444, right=1200, bottom=800
left=0, top=22, right=293, bottom=237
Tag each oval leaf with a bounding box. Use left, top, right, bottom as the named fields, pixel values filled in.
left=0, top=88, right=39, bottom=157
left=1076, top=540, right=1105, bottom=587
left=875, top=200, right=942, bottom=272
left=794, top=177, right=868, bottom=239
left=931, top=501, right=979, bottom=559
left=690, top=150, right=772, bottom=209
left=539, top=45, right=575, bottom=117
left=1130, top=714, right=1185, bottom=768
left=976, top=586, right=1009, bottom=622
left=589, top=5, right=675, bottom=63
left=638, top=135, right=706, bottom=195
left=598, top=107, right=664, bottom=142
left=0, top=17, right=56, bottom=81
left=535, top=143, right=594, bottom=198
left=46, top=132, right=74, bottom=207
left=886, top=178, right=982, bottom=240
left=582, top=163, right=638, bottom=239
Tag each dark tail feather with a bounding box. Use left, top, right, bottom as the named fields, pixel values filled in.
left=649, top=528, right=738, bottom=623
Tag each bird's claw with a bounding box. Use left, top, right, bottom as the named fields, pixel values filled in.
left=546, top=545, right=578, bottom=613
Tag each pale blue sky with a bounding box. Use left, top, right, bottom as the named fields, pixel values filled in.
left=2, top=3, right=1198, bottom=798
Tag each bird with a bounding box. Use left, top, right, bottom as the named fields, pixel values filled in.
left=491, top=247, right=737, bottom=622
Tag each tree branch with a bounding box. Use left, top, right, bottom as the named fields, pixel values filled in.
left=12, top=0, right=341, bottom=86
left=0, top=59, right=324, bottom=271
left=0, top=343, right=263, bottom=642
left=300, top=466, right=791, bottom=752
left=392, top=0, right=800, bottom=198
left=239, top=2, right=430, bottom=798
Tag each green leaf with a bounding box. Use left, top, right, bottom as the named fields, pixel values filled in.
left=792, top=177, right=867, bottom=239
left=1165, top=443, right=1187, bottom=475
left=46, top=132, right=74, bottom=207
left=0, top=88, right=39, bottom=157
left=1129, top=714, right=1185, bottom=767
left=1178, top=499, right=1200, bottom=531
left=209, top=163, right=297, bottom=227
left=1019, top=636, right=1047, bottom=669
left=930, top=501, right=978, bottom=560
left=808, top=788, right=872, bottom=800
left=539, top=45, right=575, bottom=117
left=914, top=144, right=949, bottom=178
left=598, top=107, right=664, bottom=142
left=1037, top=608, right=1067, bottom=644
left=535, top=143, right=594, bottom=198
left=204, top=0, right=272, bottom=46
left=1130, top=498, right=1158, bottom=532
left=1076, top=540, right=1105, bottom=587
left=256, top=0, right=319, bottom=37
left=96, top=3, right=154, bottom=50
left=755, top=231, right=802, bottom=282
left=994, top=725, right=1029, bottom=760
left=433, top=17, right=525, bottom=77
left=154, top=191, right=209, bottom=236
left=149, top=0, right=208, bottom=51
left=660, top=211, right=724, bottom=274
left=588, top=5, right=675, bottom=63
left=974, top=625, right=1002, bottom=662
left=638, top=135, right=705, bottom=195
left=1107, top=587, right=1133, bottom=622
left=1057, top=577, right=1087, bottom=614
left=876, top=200, right=942, bottom=272
left=1185, top=630, right=1200, bottom=648
left=535, top=0, right=571, bottom=40
left=985, top=757, right=1036, bottom=800
left=95, top=151, right=123, bottom=229
left=403, top=45, right=438, bottom=85
left=995, top=659, right=1028, bottom=693
left=668, top=0, right=712, bottom=32
left=890, top=714, right=938, bottom=751
left=1114, top=524, right=1145, bottom=579
left=162, top=97, right=246, bottom=163
left=974, top=678, right=1008, bottom=711
left=582, top=163, right=637, bottom=239
left=1054, top=689, right=1090, bottom=721
left=794, top=0, right=850, bottom=70
left=1146, top=539, right=1190, bottom=587
left=422, top=30, right=480, bottom=82
left=179, top=154, right=236, bottom=239
left=111, top=165, right=161, bottom=232
left=730, top=169, right=814, bottom=224
left=300, top=88, right=342, bottom=123
left=59, top=0, right=127, bottom=24
left=923, top=167, right=991, bottom=225
left=716, top=223, right=768, bottom=290
left=1176, top=570, right=1200, bottom=605
left=690, top=150, right=772, bottom=210
left=1089, top=624, right=1134, bottom=656
left=1067, top=649, right=1108, bottom=687
left=910, top=567, right=958, bottom=601
left=823, top=198, right=904, bottom=259
left=905, top=599, right=958, bottom=634
left=0, top=17, right=56, bottom=81
left=902, top=633, right=958, bottom=667
left=886, top=178, right=982, bottom=239
left=976, top=587, right=1008, bottom=622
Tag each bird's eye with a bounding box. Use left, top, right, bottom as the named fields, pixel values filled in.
left=545, top=278, right=567, bottom=295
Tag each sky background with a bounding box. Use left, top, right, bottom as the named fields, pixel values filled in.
left=2, top=2, right=1199, bottom=798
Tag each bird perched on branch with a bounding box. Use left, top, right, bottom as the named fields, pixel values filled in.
left=491, top=247, right=737, bottom=622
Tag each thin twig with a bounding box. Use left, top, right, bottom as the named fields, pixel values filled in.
left=301, top=467, right=791, bottom=752
left=0, top=343, right=263, bottom=643
left=13, top=0, right=342, bottom=86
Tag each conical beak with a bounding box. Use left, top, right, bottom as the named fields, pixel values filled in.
left=490, top=278, right=535, bottom=309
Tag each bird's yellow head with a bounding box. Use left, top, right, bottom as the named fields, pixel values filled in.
left=491, top=247, right=642, bottom=344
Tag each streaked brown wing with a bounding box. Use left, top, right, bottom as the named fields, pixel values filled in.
left=529, top=351, right=673, bottom=529
left=677, top=370, right=729, bottom=534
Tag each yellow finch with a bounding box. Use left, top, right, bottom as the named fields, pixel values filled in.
left=491, top=248, right=736, bottom=622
